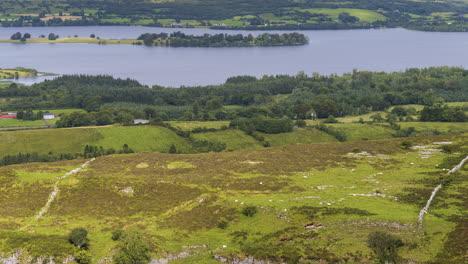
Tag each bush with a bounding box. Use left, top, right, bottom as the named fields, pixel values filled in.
left=295, top=120, right=306, bottom=127
left=367, top=231, right=404, bottom=264
left=352, top=148, right=361, bottom=153
left=323, top=115, right=338, bottom=123
left=440, top=144, right=460, bottom=154
left=68, top=228, right=89, bottom=249
left=241, top=206, right=258, bottom=217
left=74, top=250, right=91, bottom=264
left=217, top=219, right=229, bottom=229
left=112, top=230, right=124, bottom=241
left=401, top=141, right=413, bottom=149
left=113, top=230, right=151, bottom=264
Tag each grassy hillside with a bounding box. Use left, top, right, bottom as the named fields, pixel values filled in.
left=0, top=126, right=191, bottom=157
left=0, top=134, right=466, bottom=263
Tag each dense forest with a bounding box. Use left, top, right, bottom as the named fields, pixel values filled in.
left=0, top=0, right=467, bottom=31
left=0, top=67, right=467, bottom=126
left=136, top=32, right=308, bottom=47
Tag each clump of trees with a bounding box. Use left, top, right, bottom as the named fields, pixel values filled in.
left=420, top=104, right=467, bottom=122
left=48, top=33, right=59, bottom=40
left=10, top=32, right=31, bottom=42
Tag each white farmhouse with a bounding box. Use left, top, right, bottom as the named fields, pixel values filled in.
left=43, top=113, right=55, bottom=120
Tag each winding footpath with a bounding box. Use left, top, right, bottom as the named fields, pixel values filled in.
left=19, top=158, right=95, bottom=231
left=417, top=155, right=468, bottom=234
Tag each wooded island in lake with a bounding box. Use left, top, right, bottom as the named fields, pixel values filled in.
left=0, top=32, right=309, bottom=47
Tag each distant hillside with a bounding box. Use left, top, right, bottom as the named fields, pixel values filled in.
left=1, top=0, right=467, bottom=31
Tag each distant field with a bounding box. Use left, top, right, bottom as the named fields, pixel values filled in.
left=94, top=126, right=192, bottom=153
left=191, top=129, right=262, bottom=151
left=326, top=123, right=396, bottom=141
left=335, top=111, right=387, bottom=123
left=168, top=121, right=230, bottom=131
left=0, top=119, right=44, bottom=127
left=0, top=126, right=191, bottom=157
left=259, top=127, right=338, bottom=146
left=397, top=122, right=468, bottom=135
left=301, top=8, right=387, bottom=22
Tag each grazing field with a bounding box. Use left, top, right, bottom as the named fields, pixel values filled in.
left=325, top=123, right=396, bottom=141
left=397, top=122, right=468, bottom=135
left=300, top=8, right=387, bottom=22
left=167, top=121, right=230, bottom=131
left=0, top=126, right=191, bottom=157
left=335, top=111, right=387, bottom=123
left=259, top=127, right=338, bottom=146
left=0, top=119, right=45, bottom=127
left=190, top=129, right=262, bottom=151
left=0, top=133, right=465, bottom=263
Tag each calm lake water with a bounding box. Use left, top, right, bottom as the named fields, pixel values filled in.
left=0, top=26, right=467, bottom=87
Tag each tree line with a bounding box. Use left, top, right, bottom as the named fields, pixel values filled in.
left=0, top=67, right=467, bottom=125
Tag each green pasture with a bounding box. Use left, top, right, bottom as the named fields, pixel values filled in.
left=300, top=8, right=387, bottom=22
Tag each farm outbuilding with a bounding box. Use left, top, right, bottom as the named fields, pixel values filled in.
left=132, top=119, right=150, bottom=124
left=43, top=113, right=55, bottom=120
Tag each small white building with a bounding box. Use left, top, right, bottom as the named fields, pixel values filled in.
left=43, top=113, right=55, bottom=120
left=132, top=119, right=149, bottom=124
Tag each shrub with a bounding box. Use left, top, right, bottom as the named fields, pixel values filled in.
left=295, top=120, right=306, bottom=127
left=68, top=228, right=89, bottom=249
left=440, top=144, right=460, bottom=154
left=401, top=140, right=413, bottom=149
left=241, top=206, right=258, bottom=217
left=113, top=230, right=151, bottom=264
left=217, top=219, right=229, bottom=229
left=74, top=250, right=91, bottom=264
left=323, top=115, right=338, bottom=123
left=112, top=230, right=124, bottom=241
left=367, top=231, right=404, bottom=264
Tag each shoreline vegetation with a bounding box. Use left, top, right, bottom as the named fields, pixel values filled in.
left=0, top=32, right=309, bottom=47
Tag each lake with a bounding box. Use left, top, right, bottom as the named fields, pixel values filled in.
left=0, top=26, right=467, bottom=87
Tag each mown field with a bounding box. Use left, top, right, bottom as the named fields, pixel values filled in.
left=0, top=133, right=466, bottom=263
